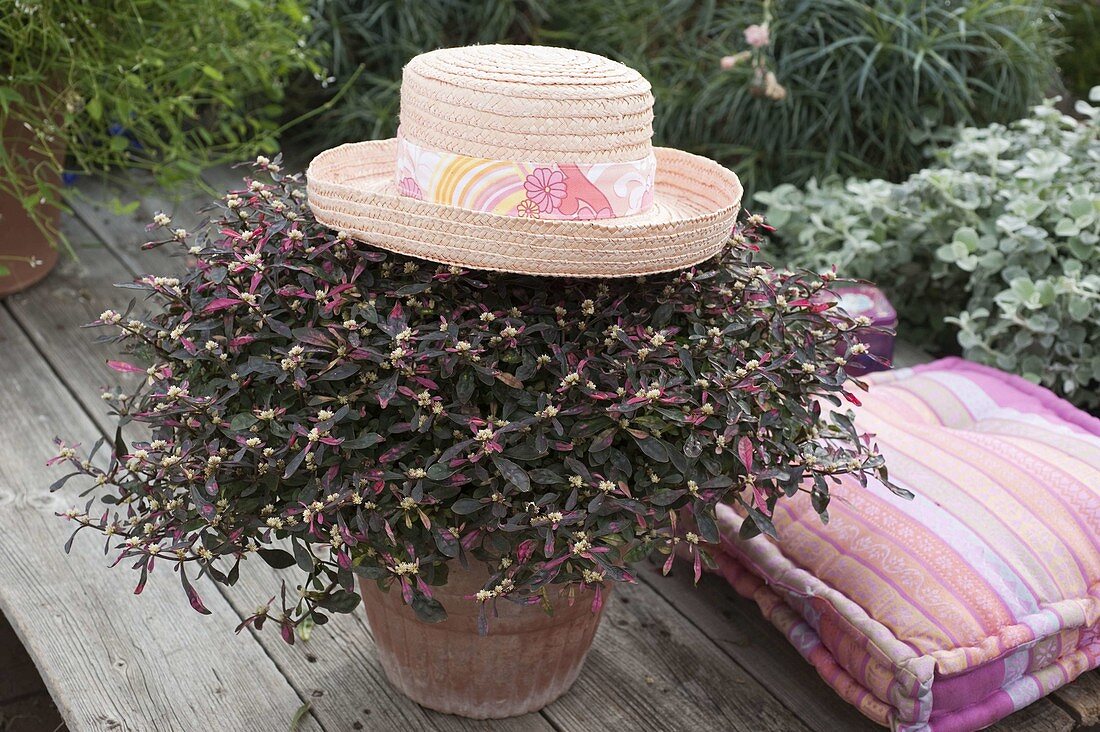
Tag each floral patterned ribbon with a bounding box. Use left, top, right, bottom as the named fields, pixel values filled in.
left=394, top=132, right=656, bottom=220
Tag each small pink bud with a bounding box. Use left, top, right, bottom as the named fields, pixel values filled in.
left=719, top=51, right=751, bottom=70
left=744, top=23, right=770, bottom=48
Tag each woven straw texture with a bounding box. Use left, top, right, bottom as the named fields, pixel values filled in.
left=400, top=44, right=654, bottom=163
left=306, top=44, right=744, bottom=278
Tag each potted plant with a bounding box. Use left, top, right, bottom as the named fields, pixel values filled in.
left=0, top=0, right=321, bottom=297
left=50, top=160, right=900, bottom=718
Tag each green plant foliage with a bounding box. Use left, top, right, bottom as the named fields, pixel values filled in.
left=1056, top=0, right=1100, bottom=99
left=300, top=0, right=547, bottom=144
left=0, top=0, right=322, bottom=235
left=757, top=92, right=1100, bottom=408
left=292, top=0, right=1061, bottom=192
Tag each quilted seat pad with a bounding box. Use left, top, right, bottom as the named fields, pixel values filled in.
left=713, top=357, right=1100, bottom=731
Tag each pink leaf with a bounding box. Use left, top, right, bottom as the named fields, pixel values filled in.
left=106, top=360, right=144, bottom=374
left=737, top=437, right=754, bottom=472
left=228, top=335, right=256, bottom=348
left=202, top=297, right=240, bottom=314
left=591, top=586, right=604, bottom=614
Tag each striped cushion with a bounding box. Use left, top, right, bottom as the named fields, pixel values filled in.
left=713, top=358, right=1100, bottom=732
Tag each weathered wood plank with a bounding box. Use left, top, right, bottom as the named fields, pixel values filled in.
left=990, top=697, right=1077, bottom=732
left=1053, top=671, right=1100, bottom=727
left=545, top=580, right=811, bottom=732
left=64, top=173, right=210, bottom=276
left=636, top=564, right=879, bottom=730
left=0, top=305, right=321, bottom=732
left=226, top=564, right=552, bottom=732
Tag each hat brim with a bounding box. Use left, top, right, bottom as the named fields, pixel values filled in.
left=306, top=139, right=743, bottom=278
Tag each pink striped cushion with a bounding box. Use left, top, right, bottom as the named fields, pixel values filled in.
left=713, top=358, right=1100, bottom=731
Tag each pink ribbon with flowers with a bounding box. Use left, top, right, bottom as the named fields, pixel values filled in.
left=395, top=132, right=656, bottom=220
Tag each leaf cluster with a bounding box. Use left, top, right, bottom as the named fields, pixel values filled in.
left=759, top=92, right=1100, bottom=408
left=0, top=0, right=322, bottom=236
left=51, top=160, right=893, bottom=637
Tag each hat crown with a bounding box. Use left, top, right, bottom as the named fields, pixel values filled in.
left=399, top=45, right=654, bottom=164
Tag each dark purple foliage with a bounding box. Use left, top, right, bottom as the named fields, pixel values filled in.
left=50, top=157, right=897, bottom=639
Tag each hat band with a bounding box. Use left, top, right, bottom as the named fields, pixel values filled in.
left=395, top=133, right=656, bottom=220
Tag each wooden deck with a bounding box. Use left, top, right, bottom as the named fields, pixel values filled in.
left=1, top=169, right=1099, bottom=731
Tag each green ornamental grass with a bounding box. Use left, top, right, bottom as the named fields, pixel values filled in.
left=293, top=0, right=1061, bottom=192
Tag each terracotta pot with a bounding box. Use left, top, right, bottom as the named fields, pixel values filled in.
left=0, top=113, right=62, bottom=299
left=359, top=564, right=608, bottom=718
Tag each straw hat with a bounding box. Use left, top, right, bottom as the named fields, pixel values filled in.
left=306, top=45, right=743, bottom=278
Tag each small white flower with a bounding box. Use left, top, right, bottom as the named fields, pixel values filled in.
left=583, top=569, right=605, bottom=584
